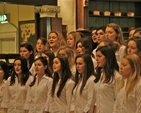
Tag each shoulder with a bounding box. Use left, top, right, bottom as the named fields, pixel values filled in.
left=86, top=75, right=95, bottom=85
left=136, top=78, right=141, bottom=90
left=114, top=70, right=122, bottom=81
left=114, top=71, right=122, bottom=79
left=43, top=75, right=53, bottom=81
left=119, top=45, right=126, bottom=50
left=28, top=75, right=34, bottom=81
left=66, top=78, right=75, bottom=85
left=88, top=75, right=96, bottom=81
left=7, top=76, right=12, bottom=81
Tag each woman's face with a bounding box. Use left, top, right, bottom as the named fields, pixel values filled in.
left=76, top=57, right=86, bottom=76
left=76, top=42, right=85, bottom=55
left=97, top=29, right=105, bottom=43
left=34, top=59, right=47, bottom=76
left=120, top=58, right=133, bottom=78
left=0, top=66, right=4, bottom=80
left=14, top=60, right=22, bottom=76
left=58, top=50, right=68, bottom=58
left=96, top=50, right=106, bottom=67
left=36, top=39, right=46, bottom=53
left=92, top=29, right=98, bottom=43
left=105, top=27, right=117, bottom=41
left=67, top=34, right=75, bottom=48
left=48, top=33, right=58, bottom=48
left=53, top=58, right=62, bottom=75
left=127, top=40, right=139, bottom=55
left=20, top=47, right=33, bottom=60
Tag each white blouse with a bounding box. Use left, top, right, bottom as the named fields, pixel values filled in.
left=0, top=80, right=6, bottom=110
left=71, top=75, right=96, bottom=113
left=71, top=65, right=76, bottom=81
left=113, top=79, right=141, bottom=113
left=24, top=74, right=52, bottom=113
left=1, top=75, right=33, bottom=113
left=46, top=78, right=74, bottom=113
left=91, top=56, right=97, bottom=70
left=29, top=63, right=36, bottom=76
left=115, top=45, right=126, bottom=63
left=95, top=70, right=121, bottom=113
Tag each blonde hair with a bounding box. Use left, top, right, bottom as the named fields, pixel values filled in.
left=46, top=31, right=66, bottom=50
left=118, top=54, right=141, bottom=97
left=67, top=31, right=81, bottom=50
left=107, top=23, right=125, bottom=45
left=57, top=46, right=75, bottom=69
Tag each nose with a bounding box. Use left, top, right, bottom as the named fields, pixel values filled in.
left=21, top=53, right=24, bottom=56
left=76, top=47, right=79, bottom=51
left=120, top=65, right=123, bottom=70
left=127, top=48, right=131, bottom=54
left=97, top=34, right=100, bottom=38
left=105, top=33, right=108, bottom=38
left=49, top=37, right=53, bottom=40
left=95, top=57, right=98, bottom=61
left=14, top=65, right=18, bottom=69
left=76, top=64, right=79, bottom=69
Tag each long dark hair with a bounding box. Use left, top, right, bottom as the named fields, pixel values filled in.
left=73, top=54, right=95, bottom=94
left=94, top=45, right=119, bottom=83
left=30, top=57, right=52, bottom=87
left=51, top=55, right=72, bottom=97
left=10, top=57, right=30, bottom=86
left=76, top=38, right=93, bottom=56
left=90, top=26, right=98, bottom=50
left=20, top=43, right=34, bottom=69
left=0, top=61, right=9, bottom=80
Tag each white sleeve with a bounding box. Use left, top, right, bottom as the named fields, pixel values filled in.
left=24, top=76, right=34, bottom=110
left=44, top=78, right=53, bottom=112
left=135, top=84, right=141, bottom=113
left=83, top=78, right=96, bottom=113
left=65, top=80, right=74, bottom=113
left=1, top=78, right=11, bottom=108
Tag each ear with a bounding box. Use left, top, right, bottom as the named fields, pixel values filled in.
left=44, top=65, right=47, bottom=69
left=29, top=50, right=33, bottom=55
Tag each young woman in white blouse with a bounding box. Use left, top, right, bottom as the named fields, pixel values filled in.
left=57, top=46, right=76, bottom=81
left=70, top=54, right=96, bottom=113
left=66, top=31, right=81, bottom=57
left=0, top=61, right=9, bottom=113
left=45, top=55, right=74, bottom=113
left=113, top=54, right=141, bottom=113
left=46, top=31, right=66, bottom=56
left=76, top=38, right=97, bottom=70
left=24, top=57, right=52, bottom=113
left=105, top=23, right=126, bottom=63
left=1, top=57, right=32, bottom=113
left=20, top=43, right=35, bottom=76
left=35, top=37, right=47, bottom=59
left=94, top=45, right=121, bottom=113
left=125, top=37, right=141, bottom=61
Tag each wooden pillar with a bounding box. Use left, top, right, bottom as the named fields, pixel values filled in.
left=76, top=0, right=89, bottom=29
left=35, top=12, right=40, bottom=39
left=34, top=5, right=62, bottom=39
left=76, top=0, right=84, bottom=29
